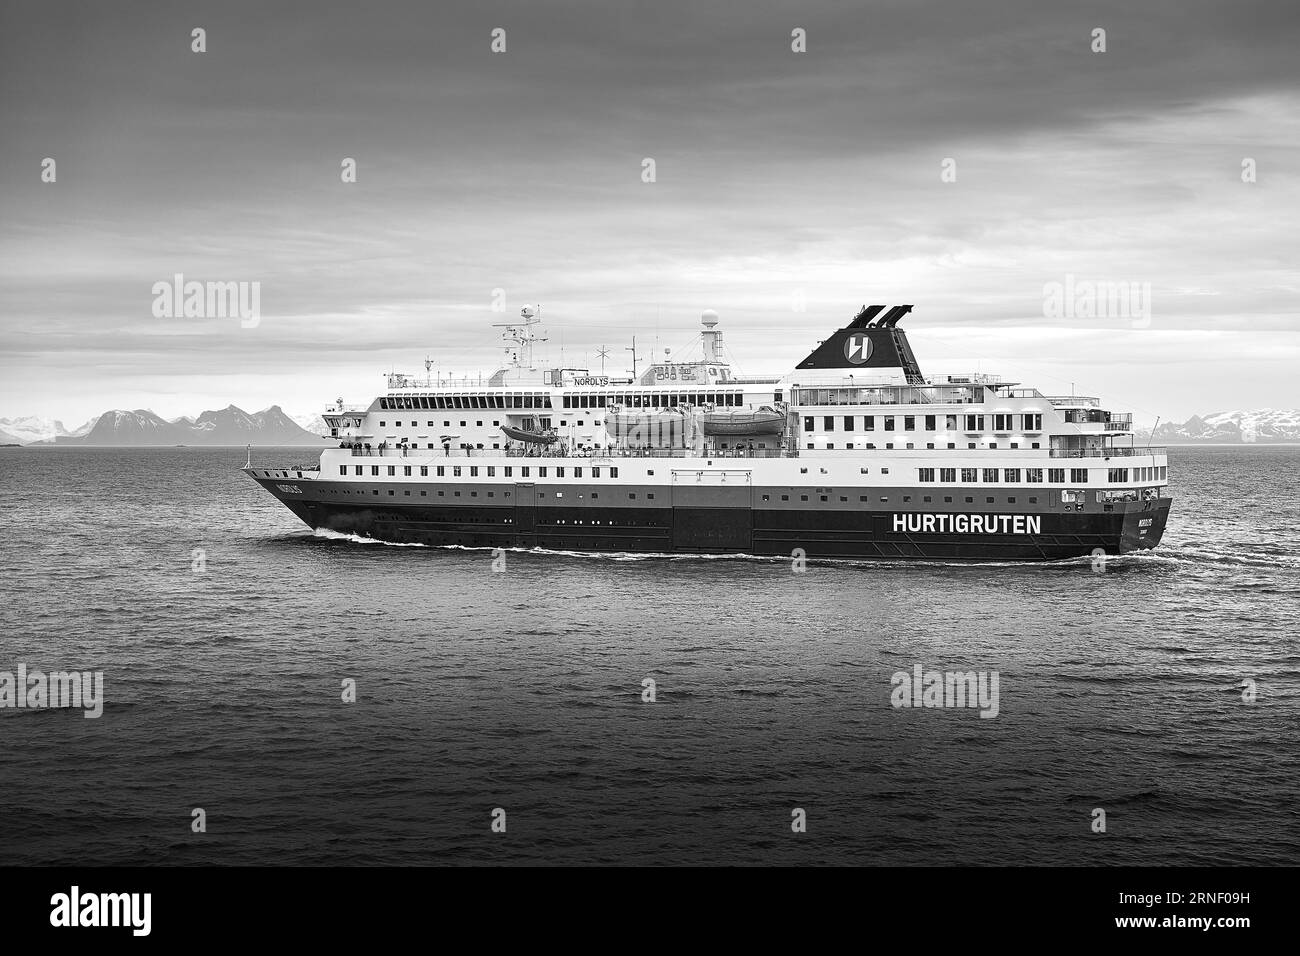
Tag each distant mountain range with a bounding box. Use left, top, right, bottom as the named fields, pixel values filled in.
left=1, top=406, right=327, bottom=446
left=1137, top=409, right=1300, bottom=444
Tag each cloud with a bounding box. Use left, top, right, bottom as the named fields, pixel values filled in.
left=1, top=0, right=1297, bottom=422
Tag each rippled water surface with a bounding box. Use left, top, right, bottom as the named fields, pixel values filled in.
left=1, top=445, right=1297, bottom=865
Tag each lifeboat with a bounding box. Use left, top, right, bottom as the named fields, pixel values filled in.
left=501, top=424, right=558, bottom=444
left=701, top=406, right=786, bottom=436
left=605, top=407, right=689, bottom=446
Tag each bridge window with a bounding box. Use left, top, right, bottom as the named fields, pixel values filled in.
left=1107, top=468, right=1129, bottom=483
left=1048, top=468, right=1065, bottom=483
left=1070, top=469, right=1089, bottom=483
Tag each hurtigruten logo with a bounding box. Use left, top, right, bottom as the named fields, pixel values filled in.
left=843, top=333, right=873, bottom=364
left=891, top=664, right=1000, bottom=719
left=0, top=664, right=104, bottom=718
left=893, top=513, right=1042, bottom=534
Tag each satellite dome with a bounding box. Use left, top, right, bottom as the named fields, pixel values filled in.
left=701, top=309, right=719, bottom=327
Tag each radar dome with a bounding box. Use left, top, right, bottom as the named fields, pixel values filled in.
left=701, top=309, right=719, bottom=327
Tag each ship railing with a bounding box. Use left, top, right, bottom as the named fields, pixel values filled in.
left=505, top=446, right=793, bottom=459
left=1048, top=446, right=1165, bottom=458
left=1043, top=395, right=1101, bottom=407
left=339, top=442, right=796, bottom=460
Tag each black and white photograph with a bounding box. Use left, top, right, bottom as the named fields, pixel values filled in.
left=1, top=0, right=1294, bottom=938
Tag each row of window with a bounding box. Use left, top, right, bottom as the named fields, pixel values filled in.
left=811, top=441, right=1040, bottom=450
left=804, top=413, right=1044, bottom=433
left=379, top=419, right=594, bottom=429
left=759, top=493, right=1043, bottom=505
left=322, top=485, right=1046, bottom=508
left=915, top=466, right=1167, bottom=484
left=343, top=464, right=621, bottom=479
left=561, top=393, right=743, bottom=409
left=381, top=394, right=553, bottom=410
left=378, top=392, right=751, bottom=411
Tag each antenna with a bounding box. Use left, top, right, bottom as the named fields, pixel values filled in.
left=492, top=305, right=548, bottom=369
left=1147, top=416, right=1159, bottom=451
left=626, top=336, right=638, bottom=379
left=596, top=346, right=610, bottom=373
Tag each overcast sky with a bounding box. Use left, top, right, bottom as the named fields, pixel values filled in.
left=1, top=0, right=1297, bottom=427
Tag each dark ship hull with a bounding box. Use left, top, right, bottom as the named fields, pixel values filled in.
left=247, top=469, right=1171, bottom=561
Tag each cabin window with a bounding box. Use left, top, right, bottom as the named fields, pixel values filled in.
left=1027, top=469, right=1042, bottom=483
left=539, top=467, right=547, bottom=477
left=592, top=467, right=600, bottom=478
left=611, top=467, right=619, bottom=478
left=918, top=468, right=935, bottom=482
left=804, top=417, right=814, bottom=432
left=470, top=466, right=479, bottom=476
left=436, top=466, right=445, bottom=476
left=940, top=468, right=955, bottom=482
left=823, top=416, right=834, bottom=431
left=574, top=467, right=582, bottom=478
left=843, top=416, right=854, bottom=430
left=1004, top=468, right=1020, bottom=483
left=1049, top=468, right=1065, bottom=483
left=355, top=466, right=362, bottom=475
left=371, top=466, right=379, bottom=476
left=403, top=466, right=411, bottom=476
left=904, top=416, right=915, bottom=431
left=339, top=466, right=347, bottom=475
left=521, top=466, right=530, bottom=477
left=453, top=466, right=462, bottom=476
left=487, top=466, right=495, bottom=477
left=505, top=467, right=512, bottom=477
left=884, top=416, right=895, bottom=431
left=1071, top=469, right=1089, bottom=483
left=982, top=468, right=997, bottom=483
left=864, top=416, right=874, bottom=431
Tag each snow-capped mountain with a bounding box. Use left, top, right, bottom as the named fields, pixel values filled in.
left=68, top=415, right=101, bottom=437
left=291, top=413, right=328, bottom=436
left=1139, top=408, right=1300, bottom=443
left=0, top=416, right=71, bottom=444
left=19, top=405, right=328, bottom=446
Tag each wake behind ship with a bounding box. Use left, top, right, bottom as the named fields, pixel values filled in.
left=244, top=305, right=1172, bottom=561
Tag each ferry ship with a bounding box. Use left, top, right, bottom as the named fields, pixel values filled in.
left=244, top=305, right=1172, bottom=560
